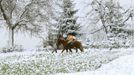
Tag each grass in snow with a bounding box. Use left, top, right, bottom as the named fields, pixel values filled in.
left=0, top=48, right=133, bottom=75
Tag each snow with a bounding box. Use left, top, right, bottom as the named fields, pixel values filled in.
left=0, top=48, right=133, bottom=75
left=0, top=0, right=134, bottom=74
left=0, top=28, right=41, bottom=50
left=0, top=0, right=134, bottom=50
left=56, top=52, right=134, bottom=75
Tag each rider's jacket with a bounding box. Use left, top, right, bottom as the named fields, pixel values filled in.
left=67, top=34, right=76, bottom=43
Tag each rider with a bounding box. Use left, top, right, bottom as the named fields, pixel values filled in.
left=67, top=33, right=76, bottom=43
left=66, top=32, right=77, bottom=48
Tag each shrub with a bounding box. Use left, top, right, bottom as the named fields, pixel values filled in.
left=0, top=45, right=24, bottom=53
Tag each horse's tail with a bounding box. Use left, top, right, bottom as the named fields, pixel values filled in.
left=79, top=43, right=84, bottom=52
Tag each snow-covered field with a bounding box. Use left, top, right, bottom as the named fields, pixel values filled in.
left=57, top=49, right=134, bottom=75
left=0, top=48, right=134, bottom=75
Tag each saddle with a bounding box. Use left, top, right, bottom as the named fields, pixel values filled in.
left=68, top=39, right=76, bottom=46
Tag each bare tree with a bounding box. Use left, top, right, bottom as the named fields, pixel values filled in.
left=0, top=0, right=51, bottom=47
left=90, top=0, right=134, bottom=34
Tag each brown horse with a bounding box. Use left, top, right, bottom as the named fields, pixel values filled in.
left=57, top=35, right=84, bottom=53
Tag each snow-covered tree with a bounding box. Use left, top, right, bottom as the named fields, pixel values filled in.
left=88, top=0, right=134, bottom=48
left=52, top=0, right=80, bottom=35
left=44, top=0, right=80, bottom=47
left=60, top=0, right=79, bottom=34
left=70, top=0, right=134, bottom=48
left=90, top=0, right=134, bottom=33
left=0, top=0, right=51, bottom=47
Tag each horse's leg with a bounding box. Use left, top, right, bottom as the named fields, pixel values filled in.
left=52, top=49, right=57, bottom=53
left=64, top=43, right=71, bottom=53
left=64, top=45, right=69, bottom=53
left=65, top=46, right=72, bottom=53
left=52, top=43, right=59, bottom=53
left=66, top=45, right=72, bottom=52
left=79, top=46, right=84, bottom=52
left=52, top=45, right=58, bottom=53
left=66, top=48, right=68, bottom=52
left=76, top=44, right=84, bottom=52
left=67, top=43, right=73, bottom=52
left=61, top=47, right=66, bottom=53
left=69, top=48, right=72, bottom=53
left=52, top=50, right=54, bottom=53
left=76, top=48, right=78, bottom=53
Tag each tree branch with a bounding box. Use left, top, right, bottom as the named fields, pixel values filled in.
left=13, top=20, right=29, bottom=29
left=14, top=2, right=33, bottom=30
left=90, top=25, right=116, bottom=34
left=10, top=0, right=17, bottom=19
left=123, top=14, right=131, bottom=24
left=0, top=0, right=12, bottom=28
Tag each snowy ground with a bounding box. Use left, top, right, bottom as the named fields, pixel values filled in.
left=0, top=48, right=134, bottom=75
left=56, top=50, right=134, bottom=75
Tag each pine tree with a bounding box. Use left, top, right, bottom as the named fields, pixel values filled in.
left=43, top=0, right=80, bottom=46
left=55, top=0, right=80, bottom=35
left=45, top=0, right=80, bottom=47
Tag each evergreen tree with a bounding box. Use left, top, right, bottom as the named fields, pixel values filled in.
left=45, top=0, right=80, bottom=47
left=53, top=0, right=80, bottom=36
left=60, top=0, right=79, bottom=35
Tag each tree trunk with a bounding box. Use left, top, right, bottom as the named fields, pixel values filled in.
left=100, top=16, right=108, bottom=34
left=8, top=28, right=14, bottom=47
